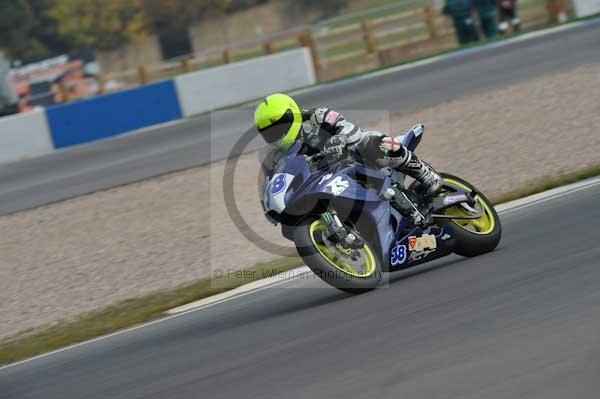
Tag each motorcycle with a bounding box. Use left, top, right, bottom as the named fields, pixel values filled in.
left=259, top=125, right=501, bottom=293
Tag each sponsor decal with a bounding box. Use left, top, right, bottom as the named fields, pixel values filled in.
left=391, top=244, right=407, bottom=266
left=319, top=173, right=333, bottom=185
left=441, top=234, right=451, bottom=241
left=408, top=236, right=417, bottom=249
left=325, top=110, right=340, bottom=125
left=267, top=173, right=295, bottom=214
left=407, top=234, right=437, bottom=251
left=408, top=248, right=436, bottom=262
left=326, top=176, right=349, bottom=196
left=443, top=194, right=469, bottom=206
left=271, top=174, right=287, bottom=195
left=407, top=159, right=422, bottom=168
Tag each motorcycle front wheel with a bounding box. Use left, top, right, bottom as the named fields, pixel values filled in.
left=293, top=218, right=383, bottom=294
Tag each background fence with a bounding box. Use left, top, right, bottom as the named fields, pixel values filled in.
left=307, top=0, right=568, bottom=79
left=53, top=0, right=572, bottom=103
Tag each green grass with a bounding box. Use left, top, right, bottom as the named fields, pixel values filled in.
left=492, top=164, right=600, bottom=205
left=0, top=255, right=303, bottom=366
left=2, top=164, right=599, bottom=366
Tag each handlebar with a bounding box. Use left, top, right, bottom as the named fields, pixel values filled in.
left=305, top=148, right=346, bottom=163
left=305, top=152, right=328, bottom=163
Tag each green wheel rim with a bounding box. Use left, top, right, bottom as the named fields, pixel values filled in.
left=442, top=178, right=496, bottom=235
left=309, top=219, right=377, bottom=278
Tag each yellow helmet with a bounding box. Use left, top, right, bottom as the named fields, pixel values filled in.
left=254, top=93, right=302, bottom=151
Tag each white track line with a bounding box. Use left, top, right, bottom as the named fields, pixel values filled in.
left=166, top=177, right=600, bottom=316
left=1, top=175, right=598, bottom=371
left=496, top=177, right=600, bottom=214
left=166, top=266, right=313, bottom=314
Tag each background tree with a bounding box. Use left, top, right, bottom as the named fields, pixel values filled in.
left=141, top=0, right=202, bottom=59
left=0, top=0, right=350, bottom=62
left=0, top=0, right=46, bottom=60
left=141, top=0, right=265, bottom=30
left=49, top=0, right=148, bottom=52
left=141, top=0, right=261, bottom=36
left=141, top=0, right=255, bottom=59
left=28, top=0, right=71, bottom=56
left=0, top=0, right=82, bottom=61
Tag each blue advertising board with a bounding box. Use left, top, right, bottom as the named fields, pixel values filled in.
left=46, top=80, right=182, bottom=148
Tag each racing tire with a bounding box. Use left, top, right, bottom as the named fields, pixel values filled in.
left=293, top=218, right=384, bottom=294
left=439, top=173, right=502, bottom=257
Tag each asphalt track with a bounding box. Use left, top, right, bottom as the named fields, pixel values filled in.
left=2, top=179, right=600, bottom=398
left=0, top=19, right=599, bottom=215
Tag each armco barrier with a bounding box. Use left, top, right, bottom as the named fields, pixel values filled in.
left=572, top=0, right=600, bottom=17
left=46, top=80, right=182, bottom=148
left=174, top=48, right=316, bottom=117
left=0, top=108, right=54, bottom=164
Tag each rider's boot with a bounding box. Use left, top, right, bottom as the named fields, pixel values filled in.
left=396, top=152, right=443, bottom=198
left=373, top=137, right=443, bottom=226
left=373, top=135, right=443, bottom=198
left=394, top=153, right=443, bottom=227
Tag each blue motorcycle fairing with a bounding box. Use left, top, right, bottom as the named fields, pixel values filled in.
left=364, top=200, right=454, bottom=271
left=387, top=225, right=456, bottom=270
left=396, top=124, right=423, bottom=152
left=260, top=128, right=456, bottom=272
left=281, top=163, right=390, bottom=248
left=298, top=164, right=385, bottom=203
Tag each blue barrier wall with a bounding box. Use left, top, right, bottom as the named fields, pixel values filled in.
left=46, top=80, right=182, bottom=148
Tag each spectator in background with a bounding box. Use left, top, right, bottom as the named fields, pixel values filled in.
left=498, top=0, right=521, bottom=34
left=443, top=0, right=480, bottom=45
left=474, top=0, right=498, bottom=38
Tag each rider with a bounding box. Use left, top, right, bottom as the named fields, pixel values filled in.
left=254, top=93, right=443, bottom=198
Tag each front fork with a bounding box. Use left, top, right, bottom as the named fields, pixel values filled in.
left=320, top=211, right=364, bottom=250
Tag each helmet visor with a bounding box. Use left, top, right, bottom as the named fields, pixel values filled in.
left=258, top=109, right=295, bottom=144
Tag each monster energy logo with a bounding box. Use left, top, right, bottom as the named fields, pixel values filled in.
left=321, top=212, right=334, bottom=224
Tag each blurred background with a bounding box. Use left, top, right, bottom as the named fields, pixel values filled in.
left=0, top=0, right=576, bottom=115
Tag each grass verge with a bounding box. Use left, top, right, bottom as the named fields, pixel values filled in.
left=491, top=164, right=600, bottom=205
left=1, top=164, right=599, bottom=366
left=0, top=256, right=303, bottom=366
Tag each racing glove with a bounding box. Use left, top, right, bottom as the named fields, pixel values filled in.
left=323, top=135, right=348, bottom=157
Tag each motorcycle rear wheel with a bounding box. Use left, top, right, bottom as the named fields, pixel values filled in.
left=293, top=218, right=383, bottom=294
left=438, top=173, right=502, bottom=257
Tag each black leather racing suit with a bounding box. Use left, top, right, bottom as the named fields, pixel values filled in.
left=299, top=107, right=442, bottom=195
